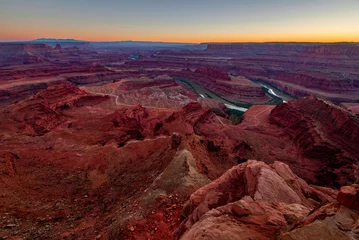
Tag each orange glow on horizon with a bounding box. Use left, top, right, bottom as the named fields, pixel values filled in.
left=1, top=33, right=359, bottom=44
left=1, top=21, right=359, bottom=44
left=1, top=0, right=359, bottom=44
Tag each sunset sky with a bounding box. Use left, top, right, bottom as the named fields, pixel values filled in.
left=1, top=0, right=359, bottom=43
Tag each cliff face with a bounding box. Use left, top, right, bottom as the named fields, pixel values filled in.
left=269, top=96, right=359, bottom=187
left=0, top=43, right=84, bottom=65
left=0, top=43, right=52, bottom=56
left=302, top=43, right=359, bottom=57
left=274, top=72, right=357, bottom=93
left=206, top=43, right=305, bottom=55
left=0, top=44, right=48, bottom=64
left=206, top=42, right=359, bottom=58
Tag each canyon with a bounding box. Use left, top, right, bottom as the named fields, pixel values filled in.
left=0, top=41, right=358, bottom=239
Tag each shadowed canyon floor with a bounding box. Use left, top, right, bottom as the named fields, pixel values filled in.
left=0, top=42, right=359, bottom=239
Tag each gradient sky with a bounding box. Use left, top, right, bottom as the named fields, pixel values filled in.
left=1, top=0, right=359, bottom=43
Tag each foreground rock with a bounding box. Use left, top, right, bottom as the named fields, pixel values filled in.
left=175, top=160, right=359, bottom=240
left=176, top=160, right=338, bottom=239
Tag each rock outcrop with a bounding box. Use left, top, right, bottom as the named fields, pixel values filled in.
left=176, top=160, right=358, bottom=240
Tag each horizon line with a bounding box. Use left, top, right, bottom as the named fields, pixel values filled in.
left=0, top=38, right=359, bottom=45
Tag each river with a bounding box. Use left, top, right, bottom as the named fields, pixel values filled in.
left=252, top=80, right=295, bottom=103
left=174, top=77, right=249, bottom=112
left=174, top=77, right=294, bottom=113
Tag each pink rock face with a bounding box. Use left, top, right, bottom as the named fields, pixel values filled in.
left=337, top=184, right=359, bottom=210
left=181, top=199, right=310, bottom=240
left=176, top=160, right=337, bottom=239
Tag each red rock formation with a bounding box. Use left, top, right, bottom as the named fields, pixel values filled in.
left=4, top=84, right=109, bottom=135
left=269, top=96, right=359, bottom=187
left=0, top=80, right=75, bottom=107
left=0, top=86, right=224, bottom=239
left=176, top=161, right=359, bottom=240
left=0, top=84, right=358, bottom=239
left=160, top=102, right=216, bottom=136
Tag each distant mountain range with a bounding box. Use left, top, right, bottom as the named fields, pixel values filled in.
left=28, top=38, right=203, bottom=49
left=32, top=38, right=87, bottom=43
left=31, top=38, right=196, bottom=45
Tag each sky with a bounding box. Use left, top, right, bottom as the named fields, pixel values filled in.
left=1, top=0, right=359, bottom=43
